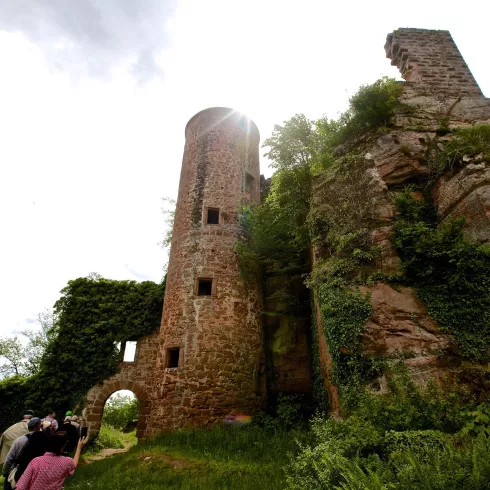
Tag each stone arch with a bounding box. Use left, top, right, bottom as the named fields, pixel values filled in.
left=84, top=379, right=149, bottom=440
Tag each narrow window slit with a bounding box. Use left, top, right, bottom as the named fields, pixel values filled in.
left=166, top=347, right=180, bottom=368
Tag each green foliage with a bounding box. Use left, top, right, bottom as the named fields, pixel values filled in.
left=461, top=402, right=490, bottom=437
left=21, top=310, right=59, bottom=374
left=335, top=433, right=490, bottom=490
left=316, top=284, right=373, bottom=403
left=307, top=155, right=382, bottom=291
left=353, top=364, right=469, bottom=433
left=0, top=375, right=29, bottom=432
left=252, top=394, right=305, bottom=432
left=393, top=189, right=490, bottom=361
left=384, top=430, right=447, bottom=458
left=102, top=393, right=140, bottom=430
left=24, top=275, right=165, bottom=415
left=0, top=336, right=28, bottom=378
left=426, top=125, right=490, bottom=180
left=1, top=310, right=58, bottom=380
left=334, top=77, right=403, bottom=144
left=92, top=424, right=126, bottom=451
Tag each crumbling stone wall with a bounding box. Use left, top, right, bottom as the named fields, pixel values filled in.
left=83, top=332, right=158, bottom=439
left=145, top=108, right=265, bottom=434
left=385, top=28, right=483, bottom=97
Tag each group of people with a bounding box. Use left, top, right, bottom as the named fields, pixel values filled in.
left=0, top=410, right=88, bottom=490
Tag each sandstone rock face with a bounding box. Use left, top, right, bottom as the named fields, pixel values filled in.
left=360, top=283, right=449, bottom=357
left=433, top=161, right=490, bottom=244
left=360, top=283, right=452, bottom=387
left=370, top=132, right=431, bottom=186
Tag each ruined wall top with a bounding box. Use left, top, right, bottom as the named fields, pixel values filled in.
left=385, top=28, right=483, bottom=98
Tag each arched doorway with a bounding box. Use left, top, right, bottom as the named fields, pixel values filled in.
left=84, top=379, right=149, bottom=440
left=102, top=390, right=139, bottom=434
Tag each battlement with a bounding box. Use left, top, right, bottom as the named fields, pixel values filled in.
left=385, top=28, right=483, bottom=97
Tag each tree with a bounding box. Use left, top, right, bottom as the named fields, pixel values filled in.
left=0, top=310, right=58, bottom=379
left=22, top=310, right=58, bottom=374
left=102, top=393, right=140, bottom=430
left=0, top=336, right=26, bottom=378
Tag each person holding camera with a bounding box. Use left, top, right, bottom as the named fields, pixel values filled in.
left=15, top=433, right=88, bottom=490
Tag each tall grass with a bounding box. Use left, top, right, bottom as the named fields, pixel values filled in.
left=66, top=425, right=303, bottom=490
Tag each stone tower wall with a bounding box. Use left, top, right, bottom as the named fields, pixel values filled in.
left=385, top=28, right=483, bottom=97
left=146, top=108, right=264, bottom=434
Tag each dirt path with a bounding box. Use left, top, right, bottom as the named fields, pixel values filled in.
left=83, top=442, right=132, bottom=463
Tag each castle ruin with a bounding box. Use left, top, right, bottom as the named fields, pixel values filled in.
left=83, top=28, right=490, bottom=438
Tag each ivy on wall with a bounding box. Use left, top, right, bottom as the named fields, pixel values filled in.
left=0, top=275, right=166, bottom=429
left=317, top=284, right=376, bottom=408
left=393, top=188, right=490, bottom=361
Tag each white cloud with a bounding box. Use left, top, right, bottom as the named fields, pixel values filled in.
left=0, top=0, right=489, bottom=336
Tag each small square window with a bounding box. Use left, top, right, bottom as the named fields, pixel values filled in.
left=166, top=347, right=180, bottom=368
left=197, top=278, right=213, bottom=296
left=207, top=208, right=219, bottom=224
left=123, top=341, right=137, bottom=362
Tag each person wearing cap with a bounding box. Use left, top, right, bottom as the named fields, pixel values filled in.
left=0, top=411, right=34, bottom=465
left=2, top=418, right=45, bottom=490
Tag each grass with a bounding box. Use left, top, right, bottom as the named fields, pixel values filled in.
left=84, top=424, right=137, bottom=456
left=65, top=425, right=303, bottom=489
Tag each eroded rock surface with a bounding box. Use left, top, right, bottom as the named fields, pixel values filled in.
left=360, top=283, right=449, bottom=357
left=433, top=161, right=490, bottom=243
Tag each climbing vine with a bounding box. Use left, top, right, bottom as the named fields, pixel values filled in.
left=316, top=284, right=377, bottom=408
left=393, top=188, right=490, bottom=361
left=23, top=275, right=166, bottom=416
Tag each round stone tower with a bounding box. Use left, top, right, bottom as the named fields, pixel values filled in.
left=147, top=107, right=264, bottom=434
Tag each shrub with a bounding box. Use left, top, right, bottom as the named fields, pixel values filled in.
left=252, top=394, right=305, bottom=432
left=90, top=424, right=125, bottom=452
left=102, top=394, right=139, bottom=430
left=426, top=124, right=490, bottom=180
left=0, top=375, right=30, bottom=432
left=393, top=188, right=490, bottom=361
left=384, top=430, right=447, bottom=459
left=353, top=365, right=469, bottom=432
left=335, top=77, right=403, bottom=144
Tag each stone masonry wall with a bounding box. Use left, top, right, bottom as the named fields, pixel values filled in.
left=84, top=332, right=158, bottom=439
left=385, top=28, right=483, bottom=97
left=145, top=108, right=265, bottom=435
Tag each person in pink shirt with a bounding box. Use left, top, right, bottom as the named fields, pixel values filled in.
left=15, top=432, right=88, bottom=490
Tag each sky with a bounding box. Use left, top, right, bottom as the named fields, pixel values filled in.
left=1, top=0, right=489, bottom=339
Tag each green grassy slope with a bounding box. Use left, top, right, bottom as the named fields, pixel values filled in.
left=66, top=426, right=301, bottom=490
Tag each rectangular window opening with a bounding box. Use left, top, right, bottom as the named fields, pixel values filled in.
left=197, top=278, right=213, bottom=296
left=166, top=347, right=180, bottom=368
left=206, top=208, right=219, bottom=225
left=123, top=341, right=137, bottom=362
